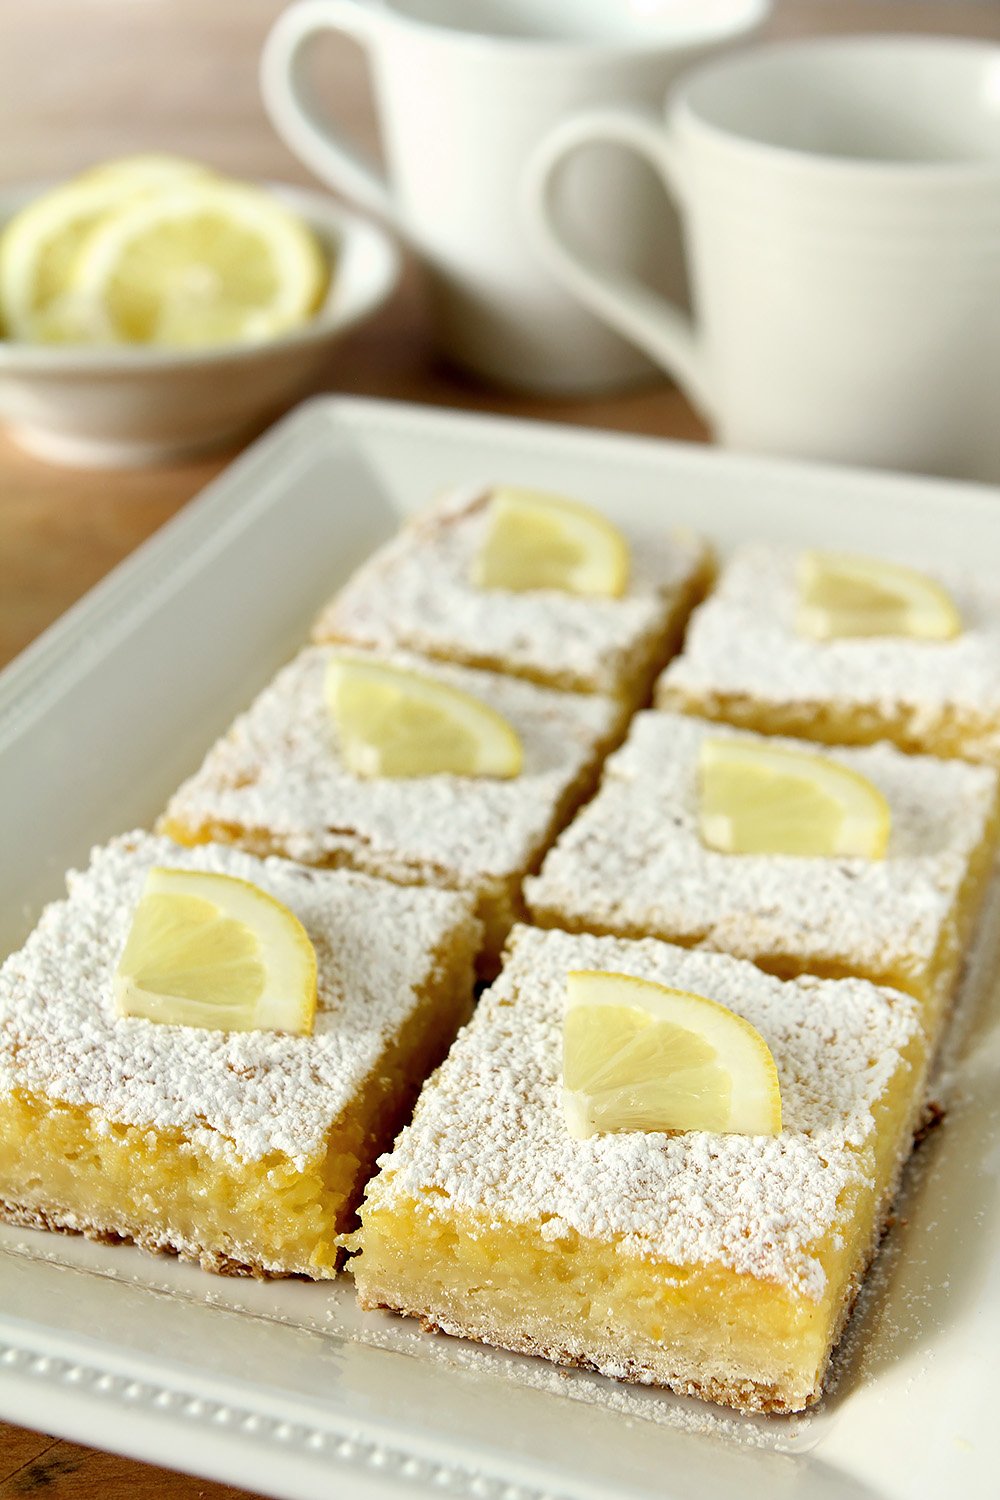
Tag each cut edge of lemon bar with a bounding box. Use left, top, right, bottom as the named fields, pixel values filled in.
left=0, top=833, right=481, bottom=1279
left=352, top=925, right=927, bottom=1414
left=655, top=544, right=1000, bottom=766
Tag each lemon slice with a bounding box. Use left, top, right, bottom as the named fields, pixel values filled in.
left=0, top=157, right=210, bottom=342
left=326, top=654, right=523, bottom=779
left=68, top=180, right=327, bottom=347
left=796, top=551, right=961, bottom=641
left=114, top=868, right=317, bottom=1034
left=562, top=971, right=781, bottom=1139
left=698, top=736, right=890, bottom=858
left=471, top=486, right=629, bottom=597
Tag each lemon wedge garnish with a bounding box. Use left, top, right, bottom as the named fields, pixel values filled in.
left=698, top=736, right=890, bottom=859
left=562, top=971, right=781, bottom=1139
left=796, top=551, right=961, bottom=641
left=114, top=868, right=317, bottom=1034
left=0, top=157, right=211, bottom=342
left=471, top=486, right=629, bottom=597
left=63, top=179, right=327, bottom=347
left=326, top=654, right=523, bottom=779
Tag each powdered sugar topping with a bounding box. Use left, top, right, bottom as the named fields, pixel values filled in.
left=365, top=926, right=923, bottom=1298
left=313, top=485, right=709, bottom=694
left=164, top=645, right=621, bottom=883
left=0, top=833, right=478, bottom=1167
left=525, top=713, right=999, bottom=981
left=659, top=544, right=1000, bottom=747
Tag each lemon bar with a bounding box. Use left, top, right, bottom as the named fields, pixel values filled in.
left=352, top=925, right=926, bottom=1414
left=526, top=713, right=1000, bottom=1042
left=161, top=646, right=624, bottom=966
left=657, top=544, right=1000, bottom=765
left=0, top=832, right=480, bottom=1278
left=312, top=486, right=713, bottom=702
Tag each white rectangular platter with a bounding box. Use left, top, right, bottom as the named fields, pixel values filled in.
left=1, top=396, right=999, bottom=1500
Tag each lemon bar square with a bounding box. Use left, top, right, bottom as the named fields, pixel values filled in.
left=0, top=832, right=480, bottom=1278
left=353, top=925, right=926, bottom=1414
left=161, top=645, right=624, bottom=964
left=526, top=713, right=1000, bottom=1042
left=657, top=543, right=1000, bottom=765
left=312, top=486, right=713, bottom=703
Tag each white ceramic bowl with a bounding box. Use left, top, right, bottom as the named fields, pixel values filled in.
left=0, top=182, right=401, bottom=466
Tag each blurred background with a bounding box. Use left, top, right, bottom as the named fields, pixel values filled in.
left=1, top=2, right=999, bottom=1496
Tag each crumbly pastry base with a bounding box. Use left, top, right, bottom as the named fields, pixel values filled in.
left=656, top=685, right=1000, bottom=769
left=0, top=834, right=481, bottom=1278
left=355, top=1084, right=923, bottom=1415
left=655, top=543, right=1000, bottom=768
left=0, top=1197, right=287, bottom=1280
left=352, top=926, right=928, bottom=1414
left=0, top=944, right=475, bottom=1279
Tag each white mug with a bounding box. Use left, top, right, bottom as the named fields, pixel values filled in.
left=525, top=36, right=1000, bottom=481
left=260, top=0, right=769, bottom=394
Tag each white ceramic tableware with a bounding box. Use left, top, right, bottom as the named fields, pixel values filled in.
left=260, top=0, right=769, bottom=393
left=0, top=183, right=400, bottom=467
left=525, top=35, right=1000, bottom=481
left=3, top=396, right=1000, bottom=1500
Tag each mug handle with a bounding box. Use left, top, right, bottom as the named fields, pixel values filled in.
left=523, top=109, right=714, bottom=420
left=260, top=0, right=397, bottom=226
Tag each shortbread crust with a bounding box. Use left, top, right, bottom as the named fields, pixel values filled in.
left=657, top=544, right=1000, bottom=765
left=0, top=832, right=480, bottom=1277
left=161, top=645, right=624, bottom=963
left=313, top=486, right=713, bottom=702
left=352, top=926, right=926, bottom=1413
left=526, top=714, right=1000, bottom=1041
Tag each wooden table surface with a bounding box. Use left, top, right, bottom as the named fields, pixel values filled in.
left=1, top=1, right=997, bottom=1495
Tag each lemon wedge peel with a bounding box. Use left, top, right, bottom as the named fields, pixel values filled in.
left=562, top=970, right=782, bottom=1140
left=69, top=180, right=327, bottom=348
left=114, top=867, right=317, bottom=1035
left=471, top=486, right=630, bottom=598
left=698, top=736, right=891, bottom=860
left=326, top=654, right=523, bottom=780
left=796, top=551, right=961, bottom=642
left=0, top=157, right=212, bottom=342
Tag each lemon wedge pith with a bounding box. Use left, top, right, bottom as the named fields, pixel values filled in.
left=472, top=486, right=629, bottom=597
left=114, top=868, right=317, bottom=1034
left=562, top=971, right=781, bottom=1140
left=796, top=551, right=961, bottom=641
left=698, top=737, right=890, bottom=859
left=326, top=654, right=523, bottom=779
